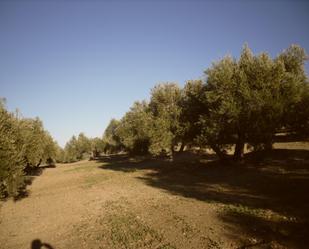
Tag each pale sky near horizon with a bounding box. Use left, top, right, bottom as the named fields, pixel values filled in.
left=1, top=0, right=309, bottom=147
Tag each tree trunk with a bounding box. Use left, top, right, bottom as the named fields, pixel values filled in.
left=170, top=144, right=175, bottom=160
left=179, top=142, right=185, bottom=152
left=234, top=134, right=245, bottom=161
left=210, top=144, right=228, bottom=161
left=36, top=159, right=42, bottom=167
left=24, top=161, right=31, bottom=174
left=264, top=141, right=273, bottom=151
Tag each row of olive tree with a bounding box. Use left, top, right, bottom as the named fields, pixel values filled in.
left=102, top=44, right=309, bottom=160
left=0, top=99, right=61, bottom=198
left=59, top=133, right=105, bottom=163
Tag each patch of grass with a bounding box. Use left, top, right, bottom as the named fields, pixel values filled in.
left=108, top=212, right=162, bottom=248
left=82, top=173, right=109, bottom=188
left=100, top=200, right=176, bottom=249
left=222, top=204, right=296, bottom=223
left=64, top=162, right=99, bottom=173
left=223, top=204, right=263, bottom=217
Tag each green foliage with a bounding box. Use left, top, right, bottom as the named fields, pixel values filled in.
left=76, top=133, right=92, bottom=159
left=0, top=99, right=24, bottom=198
left=283, top=81, right=309, bottom=136
left=148, top=83, right=182, bottom=155
left=41, top=131, right=58, bottom=164
left=61, top=134, right=105, bottom=163
left=278, top=45, right=309, bottom=137
left=63, top=133, right=92, bottom=162
left=116, top=101, right=152, bottom=155
left=18, top=118, right=54, bottom=167
left=103, top=45, right=307, bottom=160
left=107, top=83, right=184, bottom=156
left=63, top=136, right=79, bottom=162
left=111, top=44, right=308, bottom=161
left=0, top=99, right=59, bottom=198
left=91, top=137, right=105, bottom=157
left=2, top=43, right=306, bottom=196
left=102, top=119, right=123, bottom=154
left=198, top=44, right=308, bottom=160
left=197, top=55, right=238, bottom=158
left=54, top=144, right=66, bottom=163
left=180, top=80, right=206, bottom=147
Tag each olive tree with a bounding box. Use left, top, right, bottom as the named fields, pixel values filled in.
left=116, top=101, right=152, bottom=155
left=148, top=83, right=183, bottom=155
left=0, top=99, right=59, bottom=197
left=102, top=119, right=123, bottom=154
left=91, top=137, right=105, bottom=157
left=0, top=99, right=24, bottom=198
left=179, top=80, right=205, bottom=150
left=198, top=44, right=308, bottom=161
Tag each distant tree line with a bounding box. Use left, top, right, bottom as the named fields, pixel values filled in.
left=0, top=99, right=61, bottom=198
left=58, top=133, right=105, bottom=163
left=102, top=44, right=309, bottom=160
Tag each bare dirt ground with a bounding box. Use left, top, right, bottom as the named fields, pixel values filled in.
left=1, top=142, right=309, bottom=249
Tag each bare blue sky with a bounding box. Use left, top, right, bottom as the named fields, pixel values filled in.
left=1, top=0, right=309, bottom=147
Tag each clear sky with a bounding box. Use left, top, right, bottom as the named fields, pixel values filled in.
left=1, top=0, right=308, bottom=147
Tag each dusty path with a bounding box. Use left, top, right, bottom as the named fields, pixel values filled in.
left=1, top=149, right=308, bottom=249
left=0, top=159, right=227, bottom=249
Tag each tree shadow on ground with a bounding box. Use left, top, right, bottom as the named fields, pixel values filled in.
left=220, top=209, right=308, bottom=249
left=31, top=239, right=54, bottom=249
left=13, top=165, right=56, bottom=201
left=98, top=149, right=309, bottom=248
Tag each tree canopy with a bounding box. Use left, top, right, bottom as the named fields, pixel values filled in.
left=0, top=99, right=59, bottom=198
left=104, top=44, right=308, bottom=161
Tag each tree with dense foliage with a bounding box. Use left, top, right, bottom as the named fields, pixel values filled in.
left=102, top=119, right=123, bottom=154
left=76, top=133, right=92, bottom=159
left=179, top=79, right=205, bottom=150
left=63, top=136, right=79, bottom=162
left=18, top=118, right=54, bottom=170
left=102, top=45, right=307, bottom=160
left=0, top=99, right=24, bottom=198
left=90, top=137, right=105, bottom=157
left=278, top=46, right=309, bottom=137
left=116, top=101, right=152, bottom=155
left=148, top=83, right=182, bottom=155
left=41, top=131, right=59, bottom=165
left=0, top=99, right=59, bottom=197
left=198, top=44, right=308, bottom=161
left=287, top=82, right=309, bottom=136
left=63, top=134, right=87, bottom=162
left=54, top=144, right=66, bottom=163
left=61, top=134, right=104, bottom=162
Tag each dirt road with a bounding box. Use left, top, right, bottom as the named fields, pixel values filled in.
left=1, top=149, right=308, bottom=249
